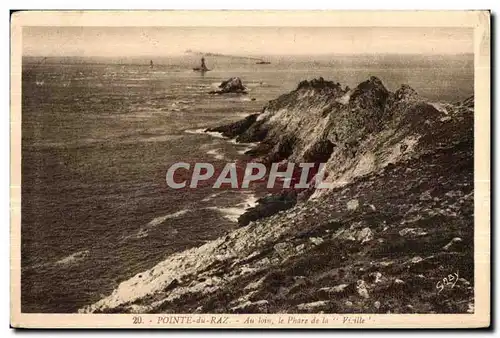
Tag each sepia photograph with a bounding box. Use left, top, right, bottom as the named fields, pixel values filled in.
left=10, top=10, right=490, bottom=328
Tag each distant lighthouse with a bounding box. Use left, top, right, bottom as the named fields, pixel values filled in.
left=200, top=57, right=207, bottom=71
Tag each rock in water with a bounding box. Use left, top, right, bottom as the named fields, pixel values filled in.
left=210, top=77, right=248, bottom=94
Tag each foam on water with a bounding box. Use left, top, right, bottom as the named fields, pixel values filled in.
left=206, top=206, right=246, bottom=222
left=206, top=148, right=227, bottom=161
left=237, top=146, right=254, bottom=155
left=127, top=209, right=191, bottom=240
left=227, top=138, right=258, bottom=154
left=185, top=129, right=226, bottom=139
left=201, top=191, right=228, bottom=202
left=148, top=210, right=191, bottom=227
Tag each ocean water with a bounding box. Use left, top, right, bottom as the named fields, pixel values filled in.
left=21, top=54, right=473, bottom=313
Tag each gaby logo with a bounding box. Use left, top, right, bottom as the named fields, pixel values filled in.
left=165, top=162, right=334, bottom=189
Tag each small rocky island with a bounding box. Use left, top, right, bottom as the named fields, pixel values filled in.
left=209, top=77, right=248, bottom=95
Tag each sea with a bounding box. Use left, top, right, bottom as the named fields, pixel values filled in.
left=20, top=54, right=474, bottom=312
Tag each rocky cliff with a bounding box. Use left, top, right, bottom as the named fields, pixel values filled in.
left=81, top=76, right=474, bottom=314
left=209, top=77, right=248, bottom=94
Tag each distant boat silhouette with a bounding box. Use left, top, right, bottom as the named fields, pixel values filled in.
left=193, top=57, right=210, bottom=72
left=150, top=60, right=154, bottom=69
left=256, top=60, right=271, bottom=65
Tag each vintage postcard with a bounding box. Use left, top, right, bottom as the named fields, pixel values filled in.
left=10, top=10, right=490, bottom=329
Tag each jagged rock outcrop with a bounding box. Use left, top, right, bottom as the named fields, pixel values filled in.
left=210, top=77, right=248, bottom=94
left=206, top=76, right=473, bottom=199
left=80, top=76, right=474, bottom=315
left=393, top=84, right=419, bottom=102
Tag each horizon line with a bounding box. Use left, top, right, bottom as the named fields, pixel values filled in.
left=22, top=52, right=475, bottom=58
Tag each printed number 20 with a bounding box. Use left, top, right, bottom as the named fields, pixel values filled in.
left=133, top=316, right=143, bottom=324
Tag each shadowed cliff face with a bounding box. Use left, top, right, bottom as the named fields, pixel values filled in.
left=81, top=77, right=474, bottom=315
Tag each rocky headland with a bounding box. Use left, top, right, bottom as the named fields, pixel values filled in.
left=81, top=76, right=474, bottom=314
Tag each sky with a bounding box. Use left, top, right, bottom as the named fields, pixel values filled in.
left=23, top=26, right=474, bottom=57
